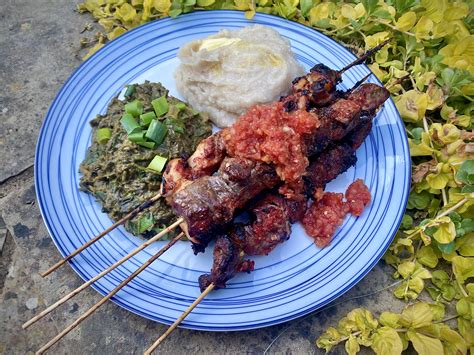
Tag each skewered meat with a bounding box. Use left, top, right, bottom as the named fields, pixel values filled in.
left=304, top=144, right=357, bottom=196
left=199, top=136, right=373, bottom=291
left=198, top=194, right=291, bottom=291
left=198, top=234, right=254, bottom=291
left=281, top=64, right=343, bottom=111
left=306, top=83, right=389, bottom=156
left=169, top=84, right=389, bottom=253
left=162, top=132, right=227, bottom=196
left=171, top=157, right=280, bottom=253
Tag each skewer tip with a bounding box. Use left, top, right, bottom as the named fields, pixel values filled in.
left=144, top=283, right=216, bottom=354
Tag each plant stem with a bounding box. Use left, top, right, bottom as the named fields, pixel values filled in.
left=436, top=198, right=469, bottom=219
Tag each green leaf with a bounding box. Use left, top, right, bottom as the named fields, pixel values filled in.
left=362, top=0, right=378, bottom=15
left=456, top=160, right=474, bottom=185
left=407, top=191, right=431, bottom=210
left=407, top=330, right=444, bottom=355
left=345, top=334, right=360, bottom=355
left=436, top=241, right=456, bottom=254
left=401, top=214, right=413, bottom=230
left=456, top=298, right=472, bottom=319
left=400, top=303, right=433, bottom=328
left=452, top=256, right=474, bottom=283
left=299, top=0, right=312, bottom=17
left=372, top=327, right=403, bottom=355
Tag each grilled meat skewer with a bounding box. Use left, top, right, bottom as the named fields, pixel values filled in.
left=198, top=108, right=380, bottom=292
left=169, top=84, right=389, bottom=253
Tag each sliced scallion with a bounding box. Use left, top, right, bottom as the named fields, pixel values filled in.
left=120, top=114, right=141, bottom=134
left=137, top=141, right=155, bottom=149
left=145, top=119, right=167, bottom=145
left=139, top=111, right=156, bottom=127
left=124, top=84, right=136, bottom=99
left=124, top=100, right=144, bottom=117
left=97, top=128, right=111, bottom=144
left=147, top=155, right=167, bottom=173
left=128, top=131, right=145, bottom=143
left=151, top=96, right=169, bottom=117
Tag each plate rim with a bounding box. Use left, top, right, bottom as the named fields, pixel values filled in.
left=34, top=9, right=411, bottom=331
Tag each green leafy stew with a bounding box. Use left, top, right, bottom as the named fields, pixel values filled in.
left=80, top=81, right=212, bottom=239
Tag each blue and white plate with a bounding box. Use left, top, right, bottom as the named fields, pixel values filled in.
left=35, top=11, right=410, bottom=330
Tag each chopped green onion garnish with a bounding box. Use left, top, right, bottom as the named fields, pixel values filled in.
left=145, top=119, right=167, bottom=145
left=124, top=84, right=136, bottom=99
left=128, top=131, right=145, bottom=143
left=139, top=111, right=156, bottom=127
left=147, top=155, right=167, bottom=173
left=124, top=100, right=144, bottom=117
left=137, top=141, right=155, bottom=149
left=151, top=96, right=169, bottom=117
left=120, top=114, right=141, bottom=134
left=175, top=102, right=186, bottom=110
left=97, top=128, right=111, bottom=144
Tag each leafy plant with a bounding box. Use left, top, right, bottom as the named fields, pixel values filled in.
left=76, top=0, right=474, bottom=353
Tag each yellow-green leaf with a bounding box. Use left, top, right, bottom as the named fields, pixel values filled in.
left=196, top=0, right=215, bottom=6
left=452, top=256, right=474, bottom=283
left=456, top=233, right=474, bottom=257
left=407, top=330, right=444, bottom=355
left=433, top=220, right=456, bottom=244
left=395, top=90, right=428, bottom=122
left=397, top=261, right=415, bottom=278
left=372, top=327, right=403, bottom=355
left=417, top=245, right=439, bottom=268
left=379, top=312, right=400, bottom=328
left=400, top=302, right=433, bottom=328
left=154, top=0, right=171, bottom=12
left=439, top=324, right=467, bottom=355
left=345, top=334, right=360, bottom=355
left=414, top=16, right=434, bottom=41
left=395, top=11, right=417, bottom=32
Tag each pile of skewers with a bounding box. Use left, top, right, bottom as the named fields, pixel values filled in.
left=25, top=40, right=390, bottom=354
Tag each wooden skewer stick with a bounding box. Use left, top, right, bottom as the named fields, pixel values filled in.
left=40, top=192, right=163, bottom=277
left=339, top=39, right=391, bottom=74
left=144, top=283, right=216, bottom=354
left=35, top=223, right=183, bottom=355
left=23, top=219, right=184, bottom=329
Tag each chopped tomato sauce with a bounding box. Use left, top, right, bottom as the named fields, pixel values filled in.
left=223, top=102, right=319, bottom=182
left=346, top=179, right=371, bottom=216
left=302, top=179, right=371, bottom=248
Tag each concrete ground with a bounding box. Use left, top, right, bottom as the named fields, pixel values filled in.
left=0, top=2, right=406, bottom=354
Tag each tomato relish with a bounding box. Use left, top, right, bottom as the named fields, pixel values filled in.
left=222, top=102, right=320, bottom=182
left=302, top=179, right=371, bottom=248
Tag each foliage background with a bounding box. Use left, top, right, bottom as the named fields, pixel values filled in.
left=76, top=1, right=474, bottom=353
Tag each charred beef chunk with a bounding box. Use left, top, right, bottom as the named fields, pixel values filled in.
left=198, top=234, right=254, bottom=292
left=171, top=157, right=279, bottom=253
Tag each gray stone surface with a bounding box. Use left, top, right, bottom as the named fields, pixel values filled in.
left=0, top=2, right=406, bottom=354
